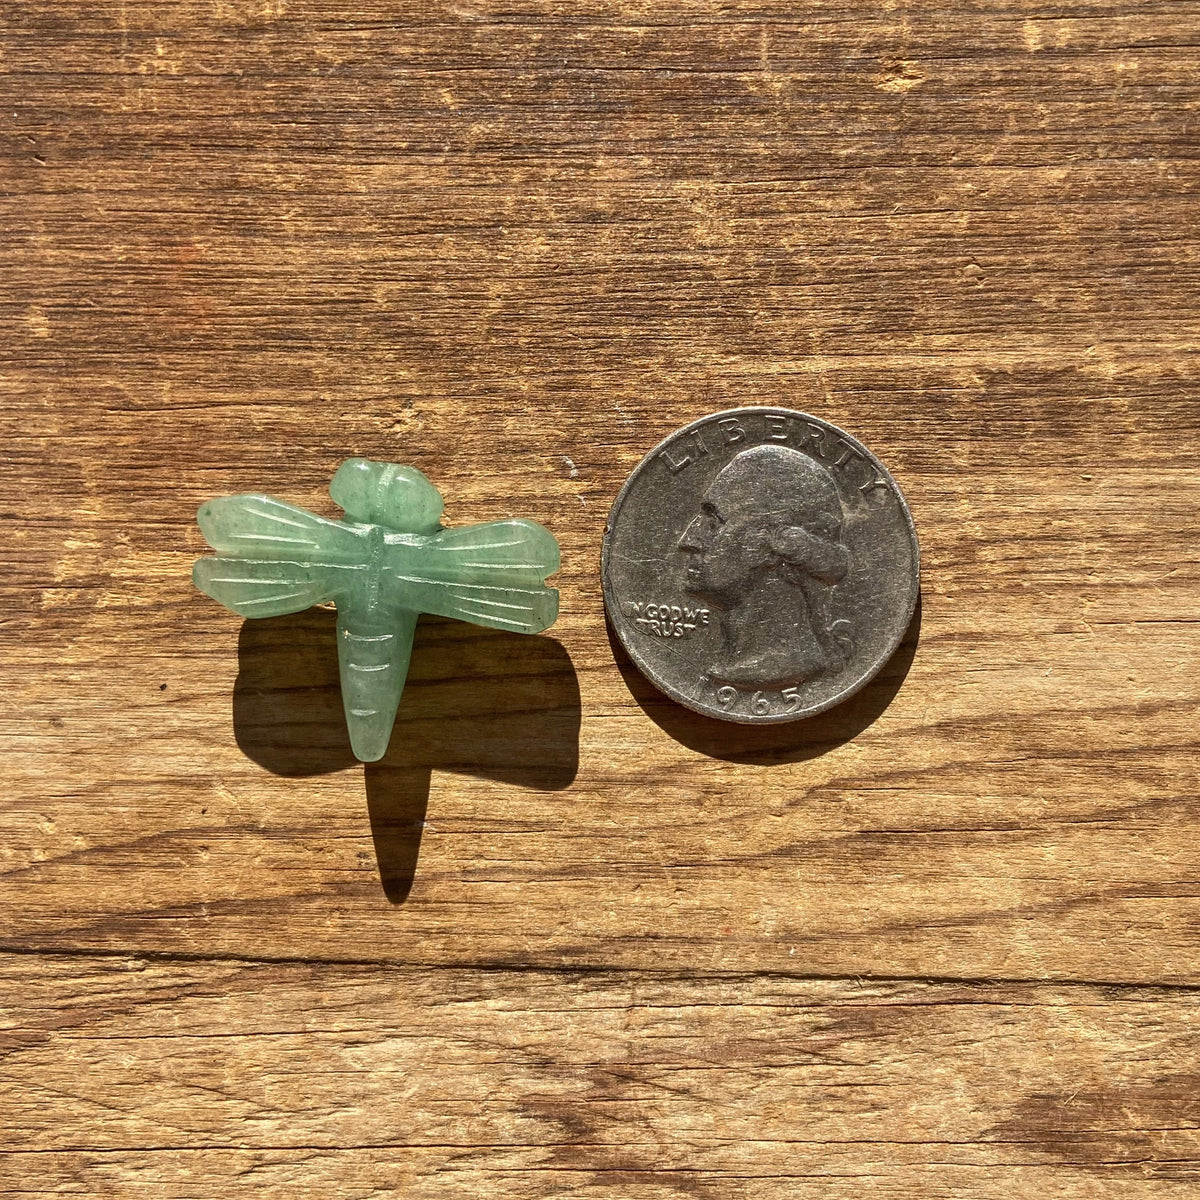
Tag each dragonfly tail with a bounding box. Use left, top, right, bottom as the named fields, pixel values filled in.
left=336, top=607, right=417, bottom=762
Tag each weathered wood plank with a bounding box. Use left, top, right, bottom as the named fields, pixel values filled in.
left=2, top=953, right=1198, bottom=1196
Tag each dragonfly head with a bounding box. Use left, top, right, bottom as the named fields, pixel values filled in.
left=330, top=459, right=444, bottom=533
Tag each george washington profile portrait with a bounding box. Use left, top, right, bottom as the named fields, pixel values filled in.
left=677, top=443, right=852, bottom=690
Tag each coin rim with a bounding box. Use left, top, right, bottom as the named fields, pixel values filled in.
left=601, top=406, right=921, bottom=724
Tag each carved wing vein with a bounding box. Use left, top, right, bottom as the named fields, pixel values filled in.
left=448, top=594, right=535, bottom=613
left=228, top=532, right=319, bottom=547
left=454, top=560, right=546, bottom=570
left=235, top=592, right=312, bottom=607
left=447, top=607, right=533, bottom=631
left=245, top=507, right=315, bottom=531
left=206, top=576, right=298, bottom=585
left=436, top=539, right=527, bottom=551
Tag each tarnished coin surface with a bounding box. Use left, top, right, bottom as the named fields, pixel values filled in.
left=602, top=408, right=919, bottom=724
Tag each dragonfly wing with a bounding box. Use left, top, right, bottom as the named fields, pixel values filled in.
left=425, top=580, right=559, bottom=634
left=193, top=556, right=356, bottom=619
left=384, top=519, right=560, bottom=635
left=197, top=494, right=364, bottom=562
left=422, top=519, right=560, bottom=587
left=336, top=606, right=417, bottom=762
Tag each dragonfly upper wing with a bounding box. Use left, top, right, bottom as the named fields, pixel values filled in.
left=197, top=494, right=364, bottom=562
left=423, top=519, right=560, bottom=587
left=385, top=519, right=559, bottom=635
left=193, top=556, right=358, bottom=619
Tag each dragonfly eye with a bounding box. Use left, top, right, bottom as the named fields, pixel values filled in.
left=330, top=459, right=444, bottom=533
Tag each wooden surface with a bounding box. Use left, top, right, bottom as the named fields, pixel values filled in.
left=3, top=1, right=1199, bottom=1196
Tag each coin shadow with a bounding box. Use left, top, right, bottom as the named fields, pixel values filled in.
left=231, top=609, right=581, bottom=902
left=607, top=594, right=922, bottom=764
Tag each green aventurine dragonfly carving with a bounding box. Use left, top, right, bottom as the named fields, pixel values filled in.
left=193, top=458, right=560, bottom=762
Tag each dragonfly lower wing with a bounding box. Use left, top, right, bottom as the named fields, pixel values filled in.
left=193, top=557, right=355, bottom=618
left=436, top=581, right=558, bottom=634
left=336, top=606, right=417, bottom=762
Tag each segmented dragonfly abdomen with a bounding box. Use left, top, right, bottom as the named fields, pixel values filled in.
left=335, top=608, right=418, bottom=762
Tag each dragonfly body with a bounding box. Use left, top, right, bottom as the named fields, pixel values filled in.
left=193, top=459, right=560, bottom=762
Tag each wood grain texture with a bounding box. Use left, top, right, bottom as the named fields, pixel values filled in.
left=3, top=953, right=1199, bottom=1199
left=2, top=0, right=1199, bottom=1195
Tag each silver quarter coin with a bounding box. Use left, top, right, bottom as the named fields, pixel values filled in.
left=602, top=408, right=919, bottom=724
